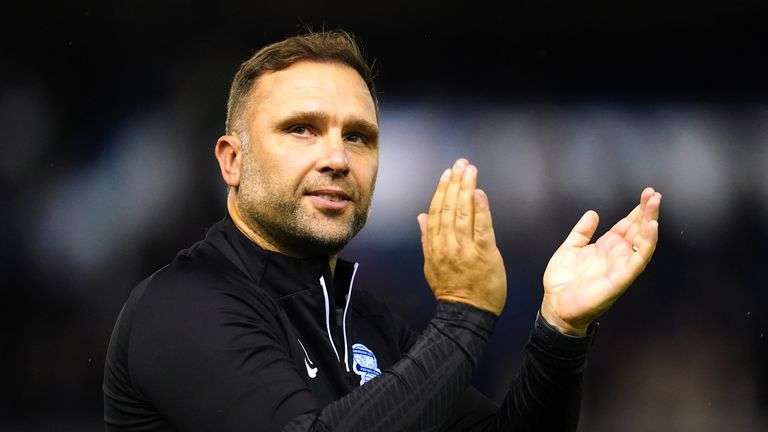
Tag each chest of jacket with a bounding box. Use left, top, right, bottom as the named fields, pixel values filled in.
left=275, top=285, right=407, bottom=404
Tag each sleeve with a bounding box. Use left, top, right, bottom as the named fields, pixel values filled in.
left=436, top=312, right=597, bottom=432
left=492, top=312, right=596, bottom=431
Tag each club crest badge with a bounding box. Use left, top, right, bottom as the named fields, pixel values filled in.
left=352, top=343, right=381, bottom=385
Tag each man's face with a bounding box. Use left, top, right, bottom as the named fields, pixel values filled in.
left=236, top=60, right=379, bottom=257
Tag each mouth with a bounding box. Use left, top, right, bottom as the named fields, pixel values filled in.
left=305, top=189, right=353, bottom=211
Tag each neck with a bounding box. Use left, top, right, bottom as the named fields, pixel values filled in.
left=227, top=190, right=338, bottom=274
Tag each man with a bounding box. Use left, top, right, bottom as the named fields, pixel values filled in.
left=103, top=31, right=661, bottom=431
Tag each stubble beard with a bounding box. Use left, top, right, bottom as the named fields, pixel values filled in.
left=237, top=168, right=374, bottom=258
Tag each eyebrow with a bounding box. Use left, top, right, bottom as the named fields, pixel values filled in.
left=276, top=110, right=379, bottom=140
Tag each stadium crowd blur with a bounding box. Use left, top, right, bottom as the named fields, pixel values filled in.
left=1, top=2, right=767, bottom=431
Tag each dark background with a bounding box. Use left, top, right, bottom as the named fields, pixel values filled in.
left=2, top=1, right=767, bottom=430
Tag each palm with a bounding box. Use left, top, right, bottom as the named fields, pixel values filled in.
left=542, top=188, right=661, bottom=333
left=545, top=230, right=638, bottom=321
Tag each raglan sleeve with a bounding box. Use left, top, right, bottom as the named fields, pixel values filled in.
left=433, top=312, right=596, bottom=432
left=361, top=301, right=595, bottom=432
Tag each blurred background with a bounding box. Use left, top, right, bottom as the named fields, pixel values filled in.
left=2, top=1, right=767, bottom=430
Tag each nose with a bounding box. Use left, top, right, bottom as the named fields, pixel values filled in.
left=315, top=134, right=349, bottom=175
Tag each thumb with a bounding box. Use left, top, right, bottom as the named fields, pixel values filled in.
left=417, top=213, right=428, bottom=248
left=561, top=210, right=599, bottom=249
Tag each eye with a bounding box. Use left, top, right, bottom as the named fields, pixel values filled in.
left=345, top=133, right=369, bottom=145
left=288, top=125, right=313, bottom=136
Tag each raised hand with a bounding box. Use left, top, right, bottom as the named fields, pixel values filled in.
left=417, top=159, right=507, bottom=316
left=541, top=187, right=662, bottom=335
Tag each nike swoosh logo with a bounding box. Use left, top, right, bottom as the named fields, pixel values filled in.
left=305, top=358, right=318, bottom=378
left=297, top=338, right=318, bottom=379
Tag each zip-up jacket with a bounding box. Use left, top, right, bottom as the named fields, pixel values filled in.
left=103, top=215, right=595, bottom=431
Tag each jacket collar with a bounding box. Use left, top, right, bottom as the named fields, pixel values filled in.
left=205, top=214, right=356, bottom=305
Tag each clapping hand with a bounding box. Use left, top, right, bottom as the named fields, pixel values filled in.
left=417, top=159, right=507, bottom=316
left=541, top=187, right=662, bottom=335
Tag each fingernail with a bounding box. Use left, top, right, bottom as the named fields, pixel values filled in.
left=464, top=165, right=476, bottom=177
left=454, top=159, right=468, bottom=170
left=441, top=169, right=451, bottom=180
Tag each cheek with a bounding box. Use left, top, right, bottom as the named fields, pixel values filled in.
left=368, top=164, right=379, bottom=190
left=356, top=158, right=378, bottom=195
left=246, top=145, right=306, bottom=186
left=272, top=160, right=320, bottom=197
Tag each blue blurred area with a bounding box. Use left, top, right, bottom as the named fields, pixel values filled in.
left=1, top=2, right=767, bottom=431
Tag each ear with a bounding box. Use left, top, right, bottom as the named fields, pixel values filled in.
left=215, top=134, right=243, bottom=188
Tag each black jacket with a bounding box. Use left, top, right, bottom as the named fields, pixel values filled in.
left=104, top=216, right=593, bottom=431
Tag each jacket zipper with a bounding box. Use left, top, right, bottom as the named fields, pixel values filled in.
left=319, top=262, right=359, bottom=373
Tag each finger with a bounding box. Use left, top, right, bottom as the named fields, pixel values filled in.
left=455, top=164, right=477, bottom=246
left=561, top=210, right=600, bottom=249
left=439, top=159, right=469, bottom=241
left=417, top=213, right=428, bottom=251
left=628, top=218, right=659, bottom=275
left=627, top=191, right=661, bottom=270
left=644, top=192, right=661, bottom=223
left=426, top=168, right=451, bottom=240
left=639, top=186, right=655, bottom=213
left=630, top=192, right=661, bottom=249
left=629, top=192, right=660, bottom=241
left=625, top=219, right=640, bottom=246
left=624, top=187, right=655, bottom=241
left=609, top=205, right=638, bottom=237
left=473, top=189, right=497, bottom=251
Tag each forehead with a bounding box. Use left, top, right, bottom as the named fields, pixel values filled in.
left=247, top=61, right=378, bottom=125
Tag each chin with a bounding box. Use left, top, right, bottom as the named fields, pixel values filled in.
left=311, top=230, right=355, bottom=249
left=285, top=210, right=368, bottom=256
left=298, top=224, right=362, bottom=255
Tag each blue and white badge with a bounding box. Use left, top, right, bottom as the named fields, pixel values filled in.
left=352, top=343, right=381, bottom=385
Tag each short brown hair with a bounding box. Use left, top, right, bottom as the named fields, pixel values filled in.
left=225, top=30, right=377, bottom=135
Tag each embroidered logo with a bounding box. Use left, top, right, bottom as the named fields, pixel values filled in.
left=305, top=358, right=318, bottom=379
left=352, top=343, right=381, bottom=385
left=297, top=338, right=317, bottom=379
